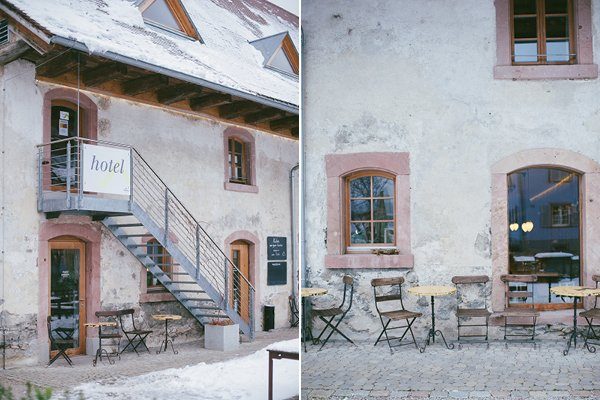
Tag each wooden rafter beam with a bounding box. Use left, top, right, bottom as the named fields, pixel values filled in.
left=270, top=115, right=298, bottom=131
left=218, top=101, right=263, bottom=119
left=0, top=40, right=30, bottom=66
left=37, top=52, right=80, bottom=78
left=189, top=93, right=231, bottom=111
left=122, top=74, right=169, bottom=96
left=156, top=83, right=202, bottom=105
left=244, top=107, right=285, bottom=124
left=290, top=127, right=299, bottom=138
left=83, top=62, right=129, bottom=87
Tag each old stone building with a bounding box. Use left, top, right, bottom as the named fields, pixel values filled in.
left=302, top=0, right=600, bottom=341
left=0, top=0, right=298, bottom=365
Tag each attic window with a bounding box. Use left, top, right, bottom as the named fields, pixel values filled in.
left=139, top=0, right=201, bottom=41
left=249, top=32, right=299, bottom=77
left=268, top=47, right=295, bottom=75
left=0, top=20, right=9, bottom=45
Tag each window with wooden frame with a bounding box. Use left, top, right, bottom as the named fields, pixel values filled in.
left=228, top=138, right=248, bottom=184
left=146, top=239, right=172, bottom=291
left=267, top=35, right=299, bottom=76
left=512, top=0, right=574, bottom=64
left=138, top=0, right=201, bottom=41
left=346, top=172, right=395, bottom=251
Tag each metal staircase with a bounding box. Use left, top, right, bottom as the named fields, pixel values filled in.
left=37, top=137, right=255, bottom=339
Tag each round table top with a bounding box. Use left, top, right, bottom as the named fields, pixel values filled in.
left=152, top=314, right=182, bottom=321
left=550, top=286, right=600, bottom=298
left=84, top=321, right=117, bottom=328
left=301, top=287, right=328, bottom=298
left=408, top=285, right=457, bottom=297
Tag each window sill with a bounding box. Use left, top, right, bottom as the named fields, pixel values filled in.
left=325, top=253, right=414, bottom=269
left=224, top=181, right=258, bottom=193
left=494, top=64, right=598, bottom=80
left=140, top=291, right=177, bottom=303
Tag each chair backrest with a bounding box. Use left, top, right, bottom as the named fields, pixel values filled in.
left=116, top=309, right=138, bottom=332
left=371, top=277, right=407, bottom=314
left=451, top=275, right=489, bottom=310
left=593, top=275, right=600, bottom=308
left=500, top=274, right=537, bottom=309
left=340, top=275, right=354, bottom=311
left=95, top=309, right=124, bottom=334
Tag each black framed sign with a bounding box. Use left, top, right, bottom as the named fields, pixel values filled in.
left=267, top=262, right=287, bottom=285
left=267, top=236, right=287, bottom=260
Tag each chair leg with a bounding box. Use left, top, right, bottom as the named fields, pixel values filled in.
left=314, top=316, right=335, bottom=342
left=407, top=318, right=419, bottom=350
left=374, top=319, right=391, bottom=346
left=318, top=314, right=354, bottom=350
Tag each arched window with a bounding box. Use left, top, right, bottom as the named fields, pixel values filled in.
left=346, top=172, right=395, bottom=251
left=228, top=137, right=248, bottom=184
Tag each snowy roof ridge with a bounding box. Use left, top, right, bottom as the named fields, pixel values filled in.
left=1, top=0, right=299, bottom=109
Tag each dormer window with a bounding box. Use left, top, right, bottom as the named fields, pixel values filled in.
left=138, top=0, right=201, bottom=41
left=250, top=32, right=299, bottom=77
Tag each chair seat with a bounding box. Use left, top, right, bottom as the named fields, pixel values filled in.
left=580, top=308, right=600, bottom=319
left=457, top=308, right=491, bottom=318
left=124, top=329, right=152, bottom=335
left=99, top=333, right=122, bottom=339
left=380, top=310, right=422, bottom=320
left=312, top=307, right=343, bottom=317
left=501, top=308, right=539, bottom=317
left=53, top=339, right=75, bottom=346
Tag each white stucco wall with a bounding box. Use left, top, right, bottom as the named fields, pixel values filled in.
left=302, top=0, right=600, bottom=339
left=0, top=59, right=298, bottom=364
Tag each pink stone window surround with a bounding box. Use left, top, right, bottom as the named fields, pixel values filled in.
left=325, top=152, right=413, bottom=269
left=494, top=0, right=597, bottom=80
left=223, top=127, right=258, bottom=194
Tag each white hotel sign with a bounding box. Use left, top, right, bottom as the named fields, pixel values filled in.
left=82, top=144, right=131, bottom=196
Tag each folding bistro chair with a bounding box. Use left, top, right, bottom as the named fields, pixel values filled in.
left=581, top=274, right=600, bottom=351
left=47, top=316, right=74, bottom=366
left=371, top=277, right=422, bottom=353
left=500, top=274, right=539, bottom=347
left=451, top=275, right=491, bottom=349
left=95, top=310, right=123, bottom=363
left=312, top=275, right=355, bottom=350
left=289, top=295, right=299, bottom=327
left=118, top=309, right=152, bottom=355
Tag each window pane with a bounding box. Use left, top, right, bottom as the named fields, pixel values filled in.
left=545, top=0, right=568, bottom=14
left=373, top=222, right=394, bottom=244
left=234, top=140, right=243, bottom=153
left=142, top=0, right=182, bottom=32
left=546, top=16, right=568, bottom=38
left=514, top=17, right=537, bottom=38
left=514, top=41, right=538, bottom=62
left=350, top=222, right=371, bottom=244
left=269, top=48, right=295, bottom=75
left=350, top=199, right=371, bottom=221
left=350, top=177, right=371, bottom=198
left=373, top=199, right=394, bottom=220
left=372, top=176, right=394, bottom=197
left=514, top=0, right=536, bottom=15
left=547, top=40, right=570, bottom=62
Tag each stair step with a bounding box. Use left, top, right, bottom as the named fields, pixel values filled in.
left=109, top=223, right=143, bottom=228
left=153, top=272, right=188, bottom=276
left=118, top=234, right=153, bottom=238
left=182, top=298, right=215, bottom=302
left=189, top=306, right=221, bottom=310
left=195, top=314, right=229, bottom=319
left=128, top=244, right=162, bottom=248
left=164, top=281, right=197, bottom=285
left=173, top=289, right=205, bottom=293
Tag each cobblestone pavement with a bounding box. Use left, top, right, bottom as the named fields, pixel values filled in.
left=0, top=328, right=297, bottom=398
left=301, top=338, right=600, bottom=400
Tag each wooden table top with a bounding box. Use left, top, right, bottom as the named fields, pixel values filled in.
left=408, top=285, right=456, bottom=297
left=550, top=286, right=600, bottom=298
left=152, top=314, right=182, bottom=321
left=84, top=322, right=117, bottom=328
left=301, top=287, right=328, bottom=298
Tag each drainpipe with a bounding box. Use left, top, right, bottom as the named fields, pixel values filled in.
left=290, top=164, right=299, bottom=298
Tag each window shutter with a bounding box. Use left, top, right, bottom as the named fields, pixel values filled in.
left=0, top=20, right=8, bottom=45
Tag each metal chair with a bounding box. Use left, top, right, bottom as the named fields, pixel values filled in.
left=312, top=275, right=355, bottom=350
left=451, top=275, right=491, bottom=349
left=500, top=274, right=539, bottom=347
left=580, top=274, right=600, bottom=351
left=371, top=277, right=421, bottom=353
left=289, top=295, right=299, bottom=327
left=47, top=316, right=74, bottom=366
left=117, top=309, right=152, bottom=355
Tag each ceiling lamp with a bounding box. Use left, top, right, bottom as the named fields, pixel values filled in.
left=509, top=223, right=519, bottom=231
left=522, top=221, right=534, bottom=232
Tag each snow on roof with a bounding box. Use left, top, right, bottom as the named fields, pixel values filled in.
left=3, top=0, right=299, bottom=108
left=513, top=256, right=536, bottom=263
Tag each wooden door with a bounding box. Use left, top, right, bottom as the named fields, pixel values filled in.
left=230, top=241, right=250, bottom=321
left=49, top=238, right=86, bottom=356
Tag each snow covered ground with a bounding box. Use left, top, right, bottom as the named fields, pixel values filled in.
left=60, top=339, right=299, bottom=400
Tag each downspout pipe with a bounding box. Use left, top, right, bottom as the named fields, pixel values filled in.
left=289, top=163, right=299, bottom=299
left=48, top=36, right=299, bottom=114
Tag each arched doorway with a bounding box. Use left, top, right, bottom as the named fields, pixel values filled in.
left=507, top=167, right=581, bottom=310
left=48, top=236, right=87, bottom=356
left=230, top=240, right=251, bottom=322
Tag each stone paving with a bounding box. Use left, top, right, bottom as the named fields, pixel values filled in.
left=0, top=328, right=297, bottom=398
left=301, top=338, right=600, bottom=400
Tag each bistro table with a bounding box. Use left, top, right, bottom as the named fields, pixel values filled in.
left=152, top=314, right=181, bottom=354
left=301, top=287, right=327, bottom=352
left=549, top=286, right=600, bottom=355
left=408, top=285, right=457, bottom=352
left=84, top=321, right=118, bottom=366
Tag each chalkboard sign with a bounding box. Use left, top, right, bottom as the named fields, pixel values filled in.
left=267, top=262, right=287, bottom=285
left=267, top=236, right=287, bottom=260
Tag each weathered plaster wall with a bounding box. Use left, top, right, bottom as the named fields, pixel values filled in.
left=302, top=0, right=600, bottom=340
